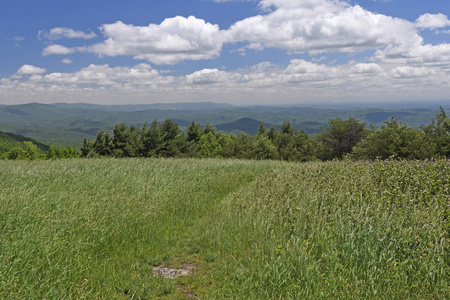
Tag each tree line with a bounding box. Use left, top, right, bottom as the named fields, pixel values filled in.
left=2, top=107, right=449, bottom=161
left=80, top=107, right=450, bottom=161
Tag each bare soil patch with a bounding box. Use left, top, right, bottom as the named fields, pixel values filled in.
left=153, top=261, right=195, bottom=279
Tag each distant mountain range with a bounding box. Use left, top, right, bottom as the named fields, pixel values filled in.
left=216, top=118, right=279, bottom=134
left=0, top=101, right=449, bottom=148
left=51, top=102, right=235, bottom=112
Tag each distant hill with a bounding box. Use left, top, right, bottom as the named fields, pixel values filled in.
left=0, top=131, right=50, bottom=154
left=362, top=111, right=415, bottom=123
left=52, top=102, right=235, bottom=112
left=297, top=121, right=327, bottom=134
left=0, top=102, right=448, bottom=147
left=216, top=118, right=279, bottom=134
left=214, top=118, right=328, bottom=135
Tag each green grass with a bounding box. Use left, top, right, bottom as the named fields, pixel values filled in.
left=0, top=158, right=448, bottom=299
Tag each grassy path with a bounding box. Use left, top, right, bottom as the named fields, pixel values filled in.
left=0, top=158, right=449, bottom=299
left=0, top=158, right=282, bottom=298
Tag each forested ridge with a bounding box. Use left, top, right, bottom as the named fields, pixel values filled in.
left=0, top=131, right=50, bottom=154
left=2, top=107, right=450, bottom=161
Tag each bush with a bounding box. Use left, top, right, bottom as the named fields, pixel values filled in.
left=6, top=141, right=44, bottom=160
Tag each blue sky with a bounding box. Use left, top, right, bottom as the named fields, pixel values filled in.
left=1, top=0, right=450, bottom=105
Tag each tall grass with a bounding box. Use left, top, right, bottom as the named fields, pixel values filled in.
left=0, top=158, right=448, bottom=299
left=197, top=160, right=449, bottom=299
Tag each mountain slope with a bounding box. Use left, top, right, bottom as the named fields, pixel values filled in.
left=0, top=131, right=50, bottom=154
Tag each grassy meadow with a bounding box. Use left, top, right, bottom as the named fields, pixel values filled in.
left=0, top=158, right=449, bottom=299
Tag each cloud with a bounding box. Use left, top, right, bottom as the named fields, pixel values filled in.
left=2, top=60, right=449, bottom=105
left=7, top=0, right=450, bottom=104
left=391, top=66, right=434, bottom=78
left=61, top=58, right=73, bottom=64
left=226, top=0, right=419, bottom=56
left=15, top=64, right=46, bottom=76
left=368, top=14, right=450, bottom=68
left=11, top=36, right=25, bottom=41
left=375, top=42, right=450, bottom=67
left=5, top=36, right=25, bottom=47
left=185, top=68, right=244, bottom=84
left=285, top=59, right=329, bottom=74
left=352, top=63, right=383, bottom=74
left=42, top=63, right=167, bottom=86
left=42, top=44, right=76, bottom=56
left=29, top=74, right=44, bottom=82
left=279, top=59, right=339, bottom=85
left=39, top=27, right=97, bottom=40
left=85, top=16, right=224, bottom=65
left=37, top=0, right=450, bottom=69
left=38, top=0, right=448, bottom=70
left=258, top=0, right=345, bottom=11
left=416, top=13, right=450, bottom=30
left=249, top=61, right=277, bottom=72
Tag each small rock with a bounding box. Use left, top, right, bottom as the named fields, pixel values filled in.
left=153, top=267, right=184, bottom=279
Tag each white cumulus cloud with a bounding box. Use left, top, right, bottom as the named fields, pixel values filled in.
left=352, top=63, right=383, bottom=74
left=2, top=60, right=450, bottom=105
left=185, top=68, right=244, bottom=84
left=43, top=63, right=168, bottom=86
left=85, top=16, right=224, bottom=65
left=375, top=41, right=450, bottom=67
left=226, top=0, right=418, bottom=56
left=12, top=0, right=450, bottom=104
left=36, top=0, right=450, bottom=69
left=391, top=66, right=434, bottom=78
left=42, top=44, right=76, bottom=56
left=286, top=59, right=329, bottom=74
left=416, top=13, right=450, bottom=30
left=15, top=64, right=47, bottom=76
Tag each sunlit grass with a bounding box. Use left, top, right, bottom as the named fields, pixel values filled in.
left=0, top=158, right=448, bottom=298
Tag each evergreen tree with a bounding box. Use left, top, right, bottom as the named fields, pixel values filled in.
left=228, top=133, right=253, bottom=159
left=161, top=119, right=180, bottom=143
left=81, top=138, right=95, bottom=157
left=203, top=122, right=216, bottom=135
left=267, top=125, right=276, bottom=142
left=142, top=120, right=162, bottom=157
left=317, top=117, right=367, bottom=160
left=258, top=123, right=267, bottom=136
left=187, top=120, right=202, bottom=143
left=112, top=123, right=143, bottom=157
left=159, top=119, right=181, bottom=157
left=93, top=129, right=113, bottom=156
left=281, top=121, right=295, bottom=135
